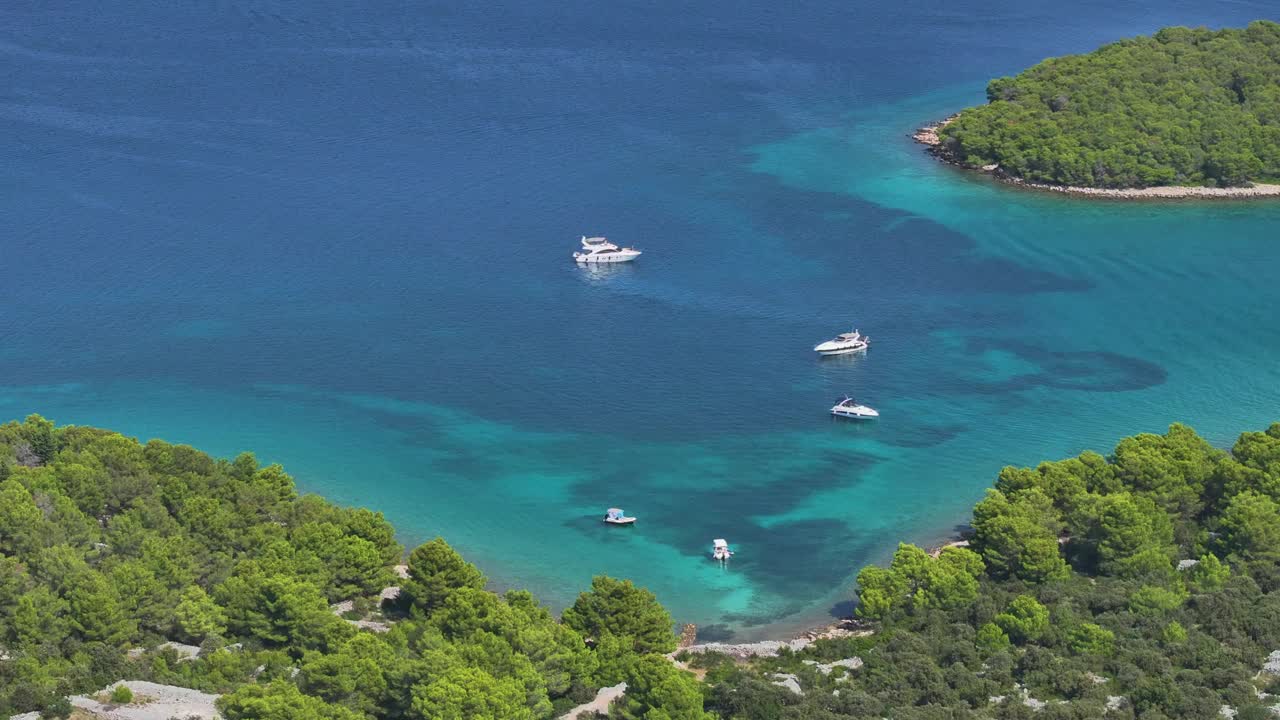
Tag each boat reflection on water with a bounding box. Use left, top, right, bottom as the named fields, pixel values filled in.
left=573, top=258, right=638, bottom=287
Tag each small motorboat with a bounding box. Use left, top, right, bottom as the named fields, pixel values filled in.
left=814, top=329, right=870, bottom=356
left=574, top=236, right=642, bottom=263
left=712, top=538, right=734, bottom=562
left=831, top=396, right=879, bottom=420
left=604, top=508, right=636, bottom=525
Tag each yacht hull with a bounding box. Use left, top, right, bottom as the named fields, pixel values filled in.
left=574, top=251, right=641, bottom=263
left=832, top=410, right=878, bottom=420
left=815, top=345, right=868, bottom=356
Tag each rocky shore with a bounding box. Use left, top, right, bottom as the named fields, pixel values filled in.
left=680, top=617, right=871, bottom=660
left=912, top=116, right=1280, bottom=200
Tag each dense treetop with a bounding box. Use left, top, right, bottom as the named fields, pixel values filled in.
left=938, top=21, right=1280, bottom=188
left=694, top=421, right=1280, bottom=719
left=0, top=416, right=698, bottom=719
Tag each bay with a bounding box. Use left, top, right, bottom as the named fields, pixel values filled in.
left=2, top=0, right=1277, bottom=639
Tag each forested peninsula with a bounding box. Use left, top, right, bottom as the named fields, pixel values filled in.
left=923, top=21, right=1280, bottom=195
left=4, top=416, right=1280, bottom=719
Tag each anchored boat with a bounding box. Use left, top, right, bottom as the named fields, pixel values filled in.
left=831, top=396, right=879, bottom=420
left=574, top=236, right=642, bottom=264
left=712, top=538, right=734, bottom=562
left=814, top=329, right=870, bottom=356
left=604, top=508, right=636, bottom=525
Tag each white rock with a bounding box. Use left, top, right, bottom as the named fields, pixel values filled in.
left=156, top=642, right=201, bottom=662
left=67, top=681, right=221, bottom=720
left=683, top=639, right=811, bottom=659
left=771, top=673, right=803, bottom=696
left=802, top=657, right=864, bottom=675
left=1262, top=649, right=1280, bottom=675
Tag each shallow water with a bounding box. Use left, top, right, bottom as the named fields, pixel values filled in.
left=3, top=0, right=1278, bottom=639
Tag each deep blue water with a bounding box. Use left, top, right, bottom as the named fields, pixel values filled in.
left=3, top=0, right=1279, bottom=639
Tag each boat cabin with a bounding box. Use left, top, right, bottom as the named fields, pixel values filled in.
left=712, top=538, right=733, bottom=561
left=604, top=508, right=636, bottom=525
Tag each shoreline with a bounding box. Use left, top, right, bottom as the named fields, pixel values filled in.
left=681, top=533, right=972, bottom=656
left=911, top=116, right=1280, bottom=200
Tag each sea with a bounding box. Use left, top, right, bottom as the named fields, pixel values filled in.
left=3, top=0, right=1278, bottom=641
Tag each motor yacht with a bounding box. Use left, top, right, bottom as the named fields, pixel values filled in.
left=573, top=236, right=642, bottom=263
left=831, top=397, right=879, bottom=420
left=814, top=329, right=870, bottom=356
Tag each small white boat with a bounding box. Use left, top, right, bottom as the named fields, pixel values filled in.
left=574, top=236, right=642, bottom=264
left=814, top=329, right=870, bottom=356
left=831, top=396, right=879, bottom=420
left=604, top=508, right=636, bottom=525
left=712, top=538, right=734, bottom=562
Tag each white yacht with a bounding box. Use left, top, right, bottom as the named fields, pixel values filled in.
left=814, top=329, right=870, bottom=356
left=573, top=236, right=642, bottom=263
left=831, top=397, right=879, bottom=420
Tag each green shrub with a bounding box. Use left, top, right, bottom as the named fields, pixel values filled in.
left=110, top=685, right=133, bottom=704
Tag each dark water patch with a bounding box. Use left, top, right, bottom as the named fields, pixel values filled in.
left=728, top=174, right=1092, bottom=297
left=562, top=448, right=881, bottom=600
left=964, top=338, right=1167, bottom=394
left=878, top=422, right=969, bottom=449
left=827, top=599, right=857, bottom=619
left=693, top=624, right=737, bottom=643
left=728, top=518, right=862, bottom=592
left=563, top=516, right=643, bottom=543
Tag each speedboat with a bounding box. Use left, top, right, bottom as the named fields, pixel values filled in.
left=574, top=236, right=642, bottom=263
left=603, top=508, right=636, bottom=525
left=831, top=397, right=879, bottom=420
left=814, top=329, right=870, bottom=356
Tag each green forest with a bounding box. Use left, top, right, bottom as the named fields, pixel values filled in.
left=3, top=416, right=1280, bottom=719
left=0, top=416, right=703, bottom=719
left=937, top=21, right=1280, bottom=188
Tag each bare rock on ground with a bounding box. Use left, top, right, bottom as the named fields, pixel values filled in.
left=771, top=673, right=803, bottom=695
left=54, top=681, right=221, bottom=720
left=559, top=682, right=626, bottom=719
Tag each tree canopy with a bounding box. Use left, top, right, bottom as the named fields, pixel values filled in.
left=938, top=21, right=1280, bottom=188
left=0, top=416, right=689, bottom=719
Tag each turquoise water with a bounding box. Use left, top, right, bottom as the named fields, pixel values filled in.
left=3, top=1, right=1279, bottom=640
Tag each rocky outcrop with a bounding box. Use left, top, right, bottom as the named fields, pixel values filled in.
left=911, top=115, right=958, bottom=146
left=677, top=624, right=698, bottom=648
left=10, top=681, right=221, bottom=720
left=802, top=657, right=863, bottom=675
left=771, top=674, right=803, bottom=695
left=682, top=638, right=813, bottom=659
